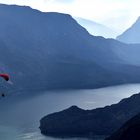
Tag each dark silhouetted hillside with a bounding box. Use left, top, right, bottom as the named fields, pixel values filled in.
left=106, top=112, right=140, bottom=140
left=39, top=93, right=140, bottom=137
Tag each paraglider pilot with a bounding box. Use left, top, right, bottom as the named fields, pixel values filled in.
left=0, top=73, right=9, bottom=97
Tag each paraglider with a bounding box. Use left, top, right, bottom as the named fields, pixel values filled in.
left=0, top=73, right=9, bottom=97
left=0, top=73, right=9, bottom=81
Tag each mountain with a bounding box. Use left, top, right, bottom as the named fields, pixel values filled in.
left=39, top=92, right=140, bottom=138
left=106, top=112, right=140, bottom=140
left=0, top=4, right=140, bottom=92
left=117, top=17, right=140, bottom=43
left=75, top=17, right=117, bottom=38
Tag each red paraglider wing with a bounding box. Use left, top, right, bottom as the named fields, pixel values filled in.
left=0, top=74, right=9, bottom=81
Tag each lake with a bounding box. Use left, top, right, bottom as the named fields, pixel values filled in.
left=0, top=84, right=140, bottom=140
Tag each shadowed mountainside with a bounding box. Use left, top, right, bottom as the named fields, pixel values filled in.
left=0, top=4, right=140, bottom=92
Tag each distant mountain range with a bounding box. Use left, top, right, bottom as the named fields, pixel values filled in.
left=117, top=17, right=140, bottom=43
left=106, top=112, right=140, bottom=140
left=0, top=4, right=140, bottom=92
left=75, top=17, right=117, bottom=38
left=39, top=92, right=140, bottom=138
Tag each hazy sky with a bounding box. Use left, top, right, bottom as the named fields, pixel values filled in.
left=0, top=0, right=139, bottom=32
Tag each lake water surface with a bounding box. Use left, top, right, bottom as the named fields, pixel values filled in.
left=1, top=84, right=140, bottom=140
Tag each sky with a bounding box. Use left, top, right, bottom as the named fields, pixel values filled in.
left=0, top=0, right=139, bottom=33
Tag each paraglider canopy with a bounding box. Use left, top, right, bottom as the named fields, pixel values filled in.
left=0, top=73, right=9, bottom=81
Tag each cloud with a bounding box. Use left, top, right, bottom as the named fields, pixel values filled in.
left=52, top=0, right=74, bottom=3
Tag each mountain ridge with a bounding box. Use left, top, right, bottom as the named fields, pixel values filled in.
left=117, top=16, right=140, bottom=43
left=75, top=17, right=117, bottom=38
left=0, top=4, right=140, bottom=92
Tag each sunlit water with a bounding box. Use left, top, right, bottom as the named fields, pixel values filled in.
left=1, top=84, right=140, bottom=140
